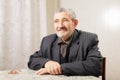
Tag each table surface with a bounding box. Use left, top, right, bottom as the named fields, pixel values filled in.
left=0, top=69, right=101, bottom=80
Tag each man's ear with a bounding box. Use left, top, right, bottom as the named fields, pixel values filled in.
left=73, top=19, right=78, bottom=27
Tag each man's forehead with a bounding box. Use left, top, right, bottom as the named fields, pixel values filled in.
left=54, top=12, right=71, bottom=19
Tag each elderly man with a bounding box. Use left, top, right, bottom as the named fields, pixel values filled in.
left=28, top=8, right=103, bottom=77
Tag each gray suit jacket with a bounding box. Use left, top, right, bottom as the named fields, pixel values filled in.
left=28, top=29, right=103, bottom=77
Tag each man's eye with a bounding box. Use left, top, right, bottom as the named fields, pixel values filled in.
left=54, top=20, right=59, bottom=23
left=63, top=19, right=69, bottom=22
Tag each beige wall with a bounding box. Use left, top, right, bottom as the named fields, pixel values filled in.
left=46, top=0, right=60, bottom=34
left=60, top=0, right=120, bottom=80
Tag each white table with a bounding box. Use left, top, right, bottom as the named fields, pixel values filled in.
left=0, top=69, right=101, bottom=80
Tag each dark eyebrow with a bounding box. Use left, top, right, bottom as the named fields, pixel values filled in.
left=63, top=17, right=69, bottom=19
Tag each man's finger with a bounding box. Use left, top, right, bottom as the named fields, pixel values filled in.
left=35, top=68, right=48, bottom=75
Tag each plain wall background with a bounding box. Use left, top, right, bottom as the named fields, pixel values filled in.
left=60, top=0, right=120, bottom=80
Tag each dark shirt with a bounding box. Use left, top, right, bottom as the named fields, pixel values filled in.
left=57, top=35, right=73, bottom=57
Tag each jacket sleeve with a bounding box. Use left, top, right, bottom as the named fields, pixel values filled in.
left=28, top=38, right=50, bottom=70
left=61, top=34, right=103, bottom=77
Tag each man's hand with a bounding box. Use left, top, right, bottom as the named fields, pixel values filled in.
left=44, top=61, right=62, bottom=75
left=36, top=61, right=62, bottom=75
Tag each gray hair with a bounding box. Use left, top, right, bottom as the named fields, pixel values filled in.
left=55, top=8, right=76, bottom=21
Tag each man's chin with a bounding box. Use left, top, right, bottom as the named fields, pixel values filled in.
left=57, top=34, right=64, bottom=38
left=57, top=33, right=67, bottom=38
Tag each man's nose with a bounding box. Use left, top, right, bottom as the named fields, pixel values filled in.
left=58, top=21, right=64, bottom=27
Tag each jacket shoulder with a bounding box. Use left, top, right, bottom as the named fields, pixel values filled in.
left=43, top=34, right=57, bottom=41
left=80, top=30, right=97, bottom=37
left=75, top=30, right=98, bottom=45
left=41, top=34, right=57, bottom=46
left=79, top=30, right=98, bottom=40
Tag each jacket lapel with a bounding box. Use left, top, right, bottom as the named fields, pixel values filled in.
left=69, top=40, right=80, bottom=61
left=51, top=39, right=60, bottom=63
left=68, top=30, right=81, bottom=61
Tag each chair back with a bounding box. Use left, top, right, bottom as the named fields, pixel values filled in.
left=102, top=57, right=106, bottom=80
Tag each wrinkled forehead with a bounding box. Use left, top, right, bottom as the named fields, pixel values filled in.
left=54, top=12, right=71, bottom=20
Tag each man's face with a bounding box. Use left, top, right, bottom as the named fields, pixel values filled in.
left=54, top=12, right=77, bottom=41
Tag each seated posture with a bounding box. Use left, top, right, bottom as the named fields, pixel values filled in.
left=28, top=8, right=103, bottom=77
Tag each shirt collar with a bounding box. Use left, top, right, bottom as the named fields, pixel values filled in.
left=57, top=34, right=73, bottom=45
